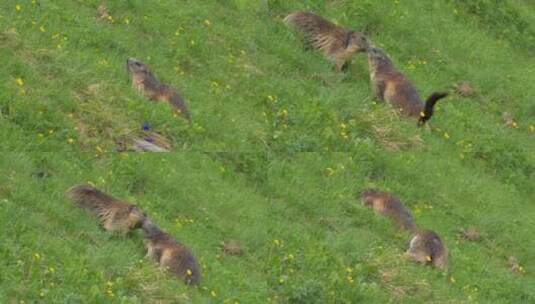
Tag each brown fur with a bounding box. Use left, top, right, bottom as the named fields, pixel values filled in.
left=460, top=227, right=482, bottom=241
left=454, top=82, right=476, bottom=97
left=142, top=219, right=200, bottom=285
left=67, top=185, right=145, bottom=234
left=284, top=11, right=369, bottom=71
left=220, top=240, right=243, bottom=256
left=126, top=58, right=191, bottom=121
left=97, top=2, right=109, bottom=20
left=406, top=230, right=448, bottom=270
left=367, top=47, right=448, bottom=125
left=360, top=189, right=416, bottom=231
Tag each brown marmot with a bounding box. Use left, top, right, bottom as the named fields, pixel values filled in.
left=367, top=47, right=448, bottom=125
left=406, top=230, right=448, bottom=270
left=284, top=11, right=369, bottom=71
left=67, top=185, right=146, bottom=234
left=359, top=189, right=416, bottom=231
left=142, top=219, right=201, bottom=285
left=126, top=58, right=191, bottom=121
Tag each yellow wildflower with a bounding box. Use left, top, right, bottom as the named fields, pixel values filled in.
left=16, top=78, right=24, bottom=86
left=326, top=167, right=335, bottom=176
left=16, top=4, right=21, bottom=11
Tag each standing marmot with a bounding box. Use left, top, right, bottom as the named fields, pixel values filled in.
left=126, top=58, right=191, bottom=122
left=67, top=185, right=146, bottom=234
left=406, top=230, right=448, bottom=270
left=284, top=11, right=369, bottom=71
left=142, top=219, right=201, bottom=285
left=367, top=47, right=448, bottom=125
left=359, top=189, right=416, bottom=231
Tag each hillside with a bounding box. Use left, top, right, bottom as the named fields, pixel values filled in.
left=1, top=0, right=534, bottom=303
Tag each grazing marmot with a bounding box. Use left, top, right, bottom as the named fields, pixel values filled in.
left=454, top=81, right=476, bottom=98
left=406, top=230, right=448, bottom=270
left=142, top=219, right=201, bottom=285
left=126, top=58, right=191, bottom=121
left=67, top=185, right=145, bottom=234
left=284, top=11, right=369, bottom=71
left=367, top=47, right=448, bottom=125
left=360, top=189, right=416, bottom=231
left=220, top=240, right=244, bottom=256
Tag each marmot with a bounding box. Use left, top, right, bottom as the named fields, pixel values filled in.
left=284, top=11, right=369, bottom=71
left=406, top=230, right=448, bottom=270
left=142, top=219, right=201, bottom=285
left=67, top=185, right=145, bottom=234
left=126, top=58, right=191, bottom=121
left=132, top=138, right=169, bottom=153
left=367, top=47, right=448, bottom=125
left=220, top=240, right=243, bottom=256
left=359, top=189, right=416, bottom=231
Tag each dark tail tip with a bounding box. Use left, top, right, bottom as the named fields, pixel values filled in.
left=418, top=92, right=448, bottom=126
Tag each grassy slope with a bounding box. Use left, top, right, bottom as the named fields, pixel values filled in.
left=0, top=0, right=534, bottom=303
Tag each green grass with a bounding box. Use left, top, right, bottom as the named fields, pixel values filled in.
left=0, top=0, right=534, bottom=303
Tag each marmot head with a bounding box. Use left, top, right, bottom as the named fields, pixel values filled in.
left=367, top=47, right=392, bottom=68
left=127, top=205, right=146, bottom=230
left=359, top=189, right=381, bottom=207
left=127, top=58, right=150, bottom=75
left=141, top=218, right=164, bottom=239
left=346, top=32, right=369, bottom=53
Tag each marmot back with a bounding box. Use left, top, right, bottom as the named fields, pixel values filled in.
left=67, top=185, right=145, bottom=234
left=406, top=230, right=448, bottom=270
left=367, top=47, right=448, bottom=125
left=126, top=58, right=191, bottom=121
left=284, top=11, right=369, bottom=71
left=142, top=219, right=201, bottom=286
left=360, top=189, right=416, bottom=231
